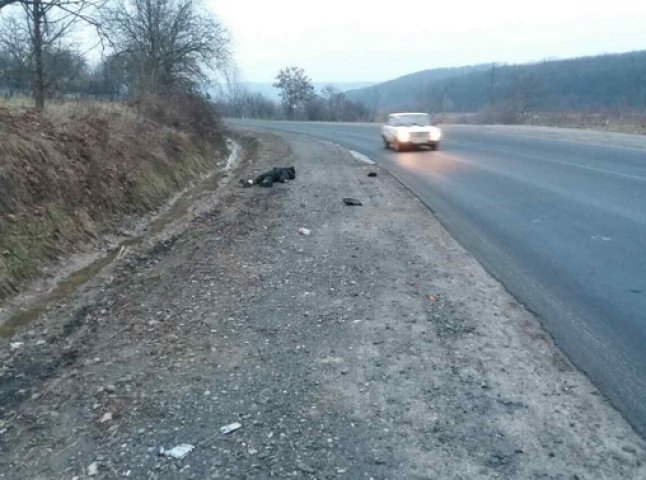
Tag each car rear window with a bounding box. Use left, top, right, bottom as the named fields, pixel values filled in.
left=392, top=114, right=431, bottom=126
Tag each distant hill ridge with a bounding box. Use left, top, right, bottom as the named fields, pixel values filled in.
left=344, top=50, right=646, bottom=113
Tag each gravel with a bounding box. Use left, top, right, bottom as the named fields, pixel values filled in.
left=0, top=129, right=644, bottom=479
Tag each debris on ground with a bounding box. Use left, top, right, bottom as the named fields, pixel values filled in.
left=87, top=461, right=99, bottom=476
left=298, top=227, right=311, bottom=236
left=220, top=422, right=242, bottom=434
left=98, top=412, right=113, bottom=424
left=9, top=342, right=24, bottom=351
left=240, top=166, right=296, bottom=188
left=342, top=197, right=363, bottom=206
left=163, top=444, right=195, bottom=460
left=367, top=172, right=378, bottom=177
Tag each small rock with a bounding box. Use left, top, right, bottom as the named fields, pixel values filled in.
left=10, top=342, right=24, bottom=351
left=297, top=460, right=314, bottom=473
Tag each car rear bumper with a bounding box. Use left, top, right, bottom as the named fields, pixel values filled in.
left=401, top=141, right=439, bottom=147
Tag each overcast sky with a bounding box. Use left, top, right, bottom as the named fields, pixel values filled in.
left=207, top=0, right=646, bottom=83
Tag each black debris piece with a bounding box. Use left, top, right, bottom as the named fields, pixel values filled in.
left=343, top=197, right=363, bottom=206
left=367, top=172, right=378, bottom=177
left=240, top=166, right=296, bottom=188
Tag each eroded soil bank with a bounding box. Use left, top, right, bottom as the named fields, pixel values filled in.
left=0, top=95, right=227, bottom=302
left=0, top=130, right=644, bottom=479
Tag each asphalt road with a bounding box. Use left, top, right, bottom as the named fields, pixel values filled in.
left=230, top=119, right=646, bottom=437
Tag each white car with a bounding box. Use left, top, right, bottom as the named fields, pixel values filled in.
left=382, top=113, right=442, bottom=151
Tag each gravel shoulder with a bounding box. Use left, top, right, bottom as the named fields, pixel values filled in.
left=0, top=130, right=644, bottom=479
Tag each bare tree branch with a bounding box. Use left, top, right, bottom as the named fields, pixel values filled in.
left=101, top=0, right=231, bottom=94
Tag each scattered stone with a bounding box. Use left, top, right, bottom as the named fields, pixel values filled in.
left=297, top=460, right=314, bottom=474
left=164, top=444, right=195, bottom=460
left=220, top=422, right=242, bottom=434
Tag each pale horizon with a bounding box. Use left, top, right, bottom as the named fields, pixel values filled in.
left=208, top=0, right=646, bottom=84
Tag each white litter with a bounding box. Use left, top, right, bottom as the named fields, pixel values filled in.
left=99, top=412, right=113, bottom=424
left=87, top=461, right=99, bottom=476
left=220, top=422, right=242, bottom=434
left=164, top=443, right=195, bottom=460
left=298, top=227, right=311, bottom=236
left=10, top=342, right=24, bottom=351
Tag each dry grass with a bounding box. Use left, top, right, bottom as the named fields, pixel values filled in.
left=0, top=95, right=227, bottom=301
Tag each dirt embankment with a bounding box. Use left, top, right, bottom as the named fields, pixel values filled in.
left=0, top=95, right=228, bottom=301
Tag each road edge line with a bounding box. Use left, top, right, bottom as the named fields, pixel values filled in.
left=347, top=149, right=375, bottom=165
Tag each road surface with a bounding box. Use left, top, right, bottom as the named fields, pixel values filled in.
left=231, top=119, right=646, bottom=437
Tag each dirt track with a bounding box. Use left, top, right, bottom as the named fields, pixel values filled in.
left=0, top=130, right=644, bottom=479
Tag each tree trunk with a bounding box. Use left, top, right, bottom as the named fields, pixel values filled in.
left=32, top=0, right=45, bottom=111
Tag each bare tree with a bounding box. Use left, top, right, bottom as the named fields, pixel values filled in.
left=0, top=15, right=32, bottom=95
left=221, top=65, right=248, bottom=117
left=243, top=92, right=276, bottom=119
left=365, top=87, right=380, bottom=121
left=320, top=85, right=345, bottom=121
left=101, top=0, right=230, bottom=94
left=0, top=2, right=95, bottom=107
left=489, top=71, right=545, bottom=123
left=508, top=72, right=544, bottom=120
left=85, top=54, right=128, bottom=99
left=0, top=0, right=102, bottom=108
left=273, top=66, right=314, bottom=119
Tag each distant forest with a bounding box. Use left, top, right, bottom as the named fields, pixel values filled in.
left=346, top=50, right=646, bottom=118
